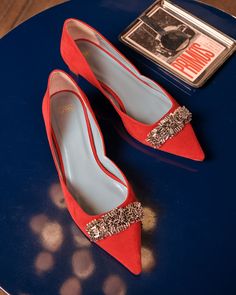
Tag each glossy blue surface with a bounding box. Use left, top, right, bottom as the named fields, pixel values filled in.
left=0, top=0, right=236, bottom=294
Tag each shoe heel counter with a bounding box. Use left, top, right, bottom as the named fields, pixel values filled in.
left=42, top=89, right=50, bottom=123
left=60, top=28, right=80, bottom=75
left=60, top=25, right=102, bottom=90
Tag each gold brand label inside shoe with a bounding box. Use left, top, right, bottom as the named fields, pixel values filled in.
left=60, top=104, right=74, bottom=114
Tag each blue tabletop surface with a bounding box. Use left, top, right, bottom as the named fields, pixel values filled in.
left=0, top=0, right=236, bottom=294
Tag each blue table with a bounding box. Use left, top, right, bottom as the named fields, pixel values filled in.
left=0, top=0, right=235, bottom=294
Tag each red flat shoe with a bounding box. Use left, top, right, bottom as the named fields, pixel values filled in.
left=60, top=19, right=205, bottom=161
left=42, top=70, right=143, bottom=275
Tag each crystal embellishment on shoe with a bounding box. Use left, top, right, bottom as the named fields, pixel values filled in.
left=146, top=106, right=192, bottom=148
left=86, top=202, right=143, bottom=242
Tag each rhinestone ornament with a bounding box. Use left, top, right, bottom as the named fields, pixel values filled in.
left=86, top=202, right=143, bottom=242
left=146, top=106, right=192, bottom=148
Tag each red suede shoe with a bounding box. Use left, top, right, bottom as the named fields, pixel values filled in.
left=42, top=70, right=143, bottom=275
left=60, top=19, right=205, bottom=161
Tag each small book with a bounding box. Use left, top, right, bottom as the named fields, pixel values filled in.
left=120, top=0, right=236, bottom=87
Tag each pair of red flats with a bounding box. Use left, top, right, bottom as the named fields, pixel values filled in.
left=42, top=19, right=205, bottom=275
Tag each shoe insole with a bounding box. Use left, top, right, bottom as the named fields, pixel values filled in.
left=51, top=91, right=127, bottom=215
left=76, top=40, right=172, bottom=125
